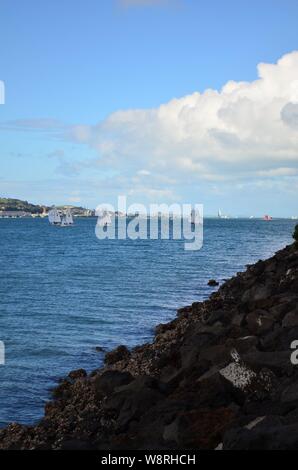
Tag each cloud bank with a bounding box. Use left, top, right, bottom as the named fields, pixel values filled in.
left=71, top=50, right=298, bottom=191
left=5, top=52, right=297, bottom=209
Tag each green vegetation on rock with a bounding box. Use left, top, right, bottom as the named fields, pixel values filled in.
left=0, top=198, right=94, bottom=216
left=0, top=198, right=47, bottom=214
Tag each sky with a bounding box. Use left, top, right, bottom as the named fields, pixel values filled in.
left=0, top=0, right=298, bottom=216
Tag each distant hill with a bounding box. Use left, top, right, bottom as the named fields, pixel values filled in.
left=0, top=198, right=94, bottom=216
left=0, top=198, right=48, bottom=214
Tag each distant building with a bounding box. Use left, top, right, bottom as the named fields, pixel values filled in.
left=0, top=211, right=31, bottom=218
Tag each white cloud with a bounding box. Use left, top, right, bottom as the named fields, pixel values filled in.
left=71, top=51, right=298, bottom=189
left=137, top=169, right=151, bottom=176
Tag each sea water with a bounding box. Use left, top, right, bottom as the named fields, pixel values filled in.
left=0, top=217, right=296, bottom=426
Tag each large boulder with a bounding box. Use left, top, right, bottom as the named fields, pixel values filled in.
left=246, top=310, right=274, bottom=335
left=104, top=345, right=131, bottom=365
left=103, top=376, right=165, bottom=429
left=93, top=370, right=133, bottom=397
left=282, top=309, right=298, bottom=328
left=163, top=407, right=235, bottom=449
left=242, top=350, right=292, bottom=376
left=223, top=418, right=298, bottom=450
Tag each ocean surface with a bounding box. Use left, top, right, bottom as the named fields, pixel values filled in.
left=0, top=217, right=296, bottom=427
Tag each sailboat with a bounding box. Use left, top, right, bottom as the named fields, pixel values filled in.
left=48, top=207, right=62, bottom=225
left=60, top=209, right=74, bottom=227
left=218, top=208, right=229, bottom=219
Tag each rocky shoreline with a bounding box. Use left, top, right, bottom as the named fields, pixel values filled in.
left=1, top=241, right=298, bottom=450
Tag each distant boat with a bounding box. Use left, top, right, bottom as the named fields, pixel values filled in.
left=60, top=209, right=74, bottom=227
left=48, top=207, right=62, bottom=225
left=218, top=208, right=229, bottom=219
left=291, top=216, right=298, bottom=220
left=48, top=207, right=74, bottom=226
left=263, top=214, right=273, bottom=221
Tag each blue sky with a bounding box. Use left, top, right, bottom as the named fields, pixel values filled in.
left=0, top=0, right=298, bottom=215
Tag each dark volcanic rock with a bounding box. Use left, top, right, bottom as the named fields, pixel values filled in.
left=281, top=382, right=298, bottom=404
left=163, top=407, right=235, bottom=449
left=246, top=310, right=275, bottom=335
left=94, top=370, right=133, bottom=397
left=282, top=309, right=298, bottom=328
left=104, top=345, right=131, bottom=365
left=242, top=350, right=292, bottom=376
left=68, top=369, right=87, bottom=380
left=0, top=242, right=298, bottom=450
left=103, top=376, right=165, bottom=429
left=208, top=279, right=219, bottom=287
left=223, top=419, right=298, bottom=450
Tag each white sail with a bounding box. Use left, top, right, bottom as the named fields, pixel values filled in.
left=65, top=209, right=73, bottom=225
left=60, top=209, right=74, bottom=227
left=218, top=208, right=229, bottom=219
left=48, top=207, right=61, bottom=225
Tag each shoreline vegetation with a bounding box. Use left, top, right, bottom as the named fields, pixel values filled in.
left=0, top=237, right=298, bottom=449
